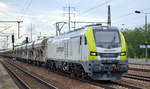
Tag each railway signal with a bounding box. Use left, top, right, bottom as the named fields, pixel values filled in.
left=26, top=37, right=29, bottom=43
left=12, top=34, right=15, bottom=50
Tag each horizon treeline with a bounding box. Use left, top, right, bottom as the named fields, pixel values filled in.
left=122, top=24, right=150, bottom=59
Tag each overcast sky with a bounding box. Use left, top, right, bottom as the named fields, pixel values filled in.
left=0, top=0, right=150, bottom=49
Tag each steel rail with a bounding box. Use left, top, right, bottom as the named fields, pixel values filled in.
left=4, top=60, right=58, bottom=89
left=129, top=63, right=150, bottom=66
left=124, top=74, right=150, bottom=82
left=129, top=67, right=150, bottom=72
left=111, top=81, right=143, bottom=89
left=128, top=74, right=150, bottom=79
left=1, top=61, right=31, bottom=89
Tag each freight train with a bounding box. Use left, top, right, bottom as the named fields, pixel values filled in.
left=0, top=24, right=128, bottom=80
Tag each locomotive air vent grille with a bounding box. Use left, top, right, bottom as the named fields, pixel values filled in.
left=99, top=53, right=119, bottom=58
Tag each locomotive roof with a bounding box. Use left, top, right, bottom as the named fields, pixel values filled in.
left=48, top=25, right=119, bottom=42
left=92, top=25, right=118, bottom=30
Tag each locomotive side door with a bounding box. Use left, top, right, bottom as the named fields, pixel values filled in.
left=80, top=36, right=88, bottom=61
left=71, top=37, right=80, bottom=61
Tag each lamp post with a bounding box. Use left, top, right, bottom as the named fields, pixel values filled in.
left=135, top=10, right=149, bottom=61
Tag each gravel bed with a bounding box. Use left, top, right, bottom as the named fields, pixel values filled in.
left=128, top=70, right=150, bottom=77
left=128, top=59, right=150, bottom=64
left=7, top=59, right=150, bottom=89
left=129, top=64, right=150, bottom=70
left=117, top=77, right=150, bottom=89
left=108, top=84, right=128, bottom=89
left=12, top=61, right=104, bottom=89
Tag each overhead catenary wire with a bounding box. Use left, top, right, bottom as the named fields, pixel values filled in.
left=62, top=0, right=114, bottom=30
left=54, top=0, right=64, bottom=8
left=0, top=1, right=26, bottom=39
left=71, top=0, right=92, bottom=16
left=20, top=0, right=30, bottom=12
left=0, top=26, right=12, bottom=33
left=113, top=8, right=150, bottom=22
left=141, top=8, right=150, bottom=11
left=17, top=0, right=29, bottom=20
left=72, top=0, right=82, bottom=7
left=76, top=0, right=113, bottom=17
left=19, top=0, right=32, bottom=20
left=64, top=0, right=69, bottom=7
left=113, top=13, right=134, bottom=22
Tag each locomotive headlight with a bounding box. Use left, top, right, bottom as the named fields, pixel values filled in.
left=120, top=52, right=126, bottom=56
left=90, top=52, right=97, bottom=56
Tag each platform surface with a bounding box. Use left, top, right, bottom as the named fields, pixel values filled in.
left=128, top=58, right=150, bottom=64
left=0, top=60, right=19, bottom=89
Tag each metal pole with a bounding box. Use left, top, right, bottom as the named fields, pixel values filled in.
left=146, top=46, right=148, bottom=61
left=73, top=21, right=76, bottom=30
left=56, top=23, right=58, bottom=36
left=31, top=24, right=32, bottom=42
left=108, top=5, right=111, bottom=26
left=57, top=23, right=59, bottom=35
left=68, top=6, right=71, bottom=32
left=145, top=15, right=148, bottom=62
left=6, top=36, right=8, bottom=49
left=17, top=22, right=20, bottom=39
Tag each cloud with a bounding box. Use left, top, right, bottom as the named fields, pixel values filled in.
left=0, top=2, right=9, bottom=17
left=0, top=1, right=107, bottom=49
left=0, top=2, right=8, bottom=8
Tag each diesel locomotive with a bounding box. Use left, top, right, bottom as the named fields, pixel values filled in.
left=0, top=24, right=128, bottom=80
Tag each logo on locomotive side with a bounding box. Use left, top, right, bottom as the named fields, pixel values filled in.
left=56, top=47, right=64, bottom=52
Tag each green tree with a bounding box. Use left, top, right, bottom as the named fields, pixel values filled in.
left=121, top=24, right=150, bottom=58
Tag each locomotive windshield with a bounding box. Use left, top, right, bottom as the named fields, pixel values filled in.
left=94, top=30, right=120, bottom=48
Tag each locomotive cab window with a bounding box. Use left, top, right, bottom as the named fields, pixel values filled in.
left=94, top=29, right=121, bottom=49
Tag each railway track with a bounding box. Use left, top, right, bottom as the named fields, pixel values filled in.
left=47, top=65, right=143, bottom=89
left=110, top=81, right=143, bottom=89
left=2, top=58, right=145, bottom=89
left=51, top=71, right=143, bottom=89
left=129, top=63, right=150, bottom=66
left=88, top=79, right=143, bottom=89
left=1, top=62, right=31, bottom=89
left=124, top=74, right=150, bottom=82
left=4, top=58, right=116, bottom=89
left=45, top=68, right=116, bottom=89
left=129, top=67, right=150, bottom=72
left=1, top=60, right=57, bottom=89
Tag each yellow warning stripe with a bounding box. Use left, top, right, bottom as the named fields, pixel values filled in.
left=119, top=31, right=127, bottom=60
left=85, top=27, right=98, bottom=60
